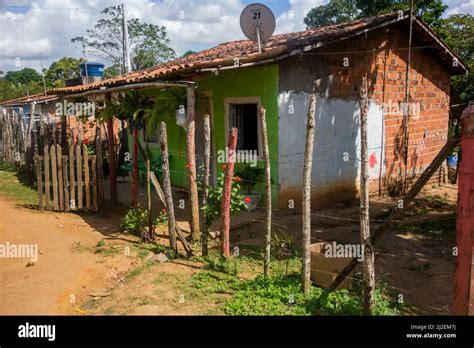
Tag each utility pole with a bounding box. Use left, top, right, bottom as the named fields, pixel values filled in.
left=81, top=42, right=89, bottom=85
left=38, top=52, right=47, bottom=95
left=122, top=3, right=132, bottom=73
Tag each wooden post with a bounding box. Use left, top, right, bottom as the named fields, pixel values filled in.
left=76, top=143, right=83, bottom=209
left=186, top=86, right=201, bottom=241
left=51, top=145, right=59, bottom=211
left=160, top=122, right=177, bottom=252
left=328, top=137, right=460, bottom=291
left=34, top=130, right=43, bottom=211
left=106, top=93, right=118, bottom=204
left=132, top=126, right=138, bottom=207
left=452, top=105, right=474, bottom=315
left=259, top=106, right=272, bottom=277
left=56, top=145, right=64, bottom=211
left=359, top=77, right=375, bottom=314
left=62, top=156, right=69, bottom=212
left=146, top=158, right=154, bottom=241
left=44, top=144, right=50, bottom=210
left=302, top=94, right=316, bottom=294
left=96, top=127, right=105, bottom=213
left=69, top=145, right=75, bottom=209
left=202, top=114, right=211, bottom=257
left=221, top=128, right=238, bottom=258
left=83, top=144, right=91, bottom=209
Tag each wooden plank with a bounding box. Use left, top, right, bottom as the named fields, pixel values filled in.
left=96, top=128, right=104, bottom=213
left=44, top=145, right=51, bottom=210
left=83, top=144, right=91, bottom=209
left=91, top=156, right=98, bottom=211
left=50, top=145, right=59, bottom=210
left=149, top=171, right=166, bottom=207
left=69, top=145, right=76, bottom=209
left=56, top=145, right=64, bottom=211
left=62, top=156, right=69, bottom=212
left=36, top=155, right=43, bottom=210
left=76, top=144, right=83, bottom=209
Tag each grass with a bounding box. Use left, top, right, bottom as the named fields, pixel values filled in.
left=0, top=166, right=37, bottom=205
left=400, top=213, right=456, bottom=236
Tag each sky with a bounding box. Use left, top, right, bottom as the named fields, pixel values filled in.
left=0, top=0, right=473, bottom=74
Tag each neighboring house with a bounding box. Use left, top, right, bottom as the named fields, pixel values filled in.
left=50, top=12, right=468, bottom=208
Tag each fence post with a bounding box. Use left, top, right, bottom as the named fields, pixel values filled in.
left=302, top=94, right=316, bottom=294
left=96, top=127, right=104, bottom=213
left=202, top=114, right=211, bottom=257
left=452, top=105, right=474, bottom=315
left=160, top=122, right=177, bottom=252
left=186, top=86, right=201, bottom=241
left=221, top=128, right=238, bottom=258
left=259, top=106, right=272, bottom=277
left=131, top=126, right=138, bottom=207
left=359, top=77, right=375, bottom=314
left=106, top=93, right=118, bottom=204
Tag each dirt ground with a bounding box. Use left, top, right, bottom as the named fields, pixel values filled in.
left=0, top=183, right=458, bottom=315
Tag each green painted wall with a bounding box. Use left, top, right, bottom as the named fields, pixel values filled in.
left=131, top=64, right=280, bottom=204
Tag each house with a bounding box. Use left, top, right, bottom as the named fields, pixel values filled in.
left=49, top=12, right=468, bottom=208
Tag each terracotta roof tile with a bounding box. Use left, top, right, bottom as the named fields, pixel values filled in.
left=47, top=11, right=466, bottom=94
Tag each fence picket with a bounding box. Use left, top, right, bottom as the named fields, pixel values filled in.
left=83, top=144, right=91, bottom=209
left=44, top=145, right=50, bottom=210
left=92, top=155, right=97, bottom=211
left=62, top=156, right=69, bottom=212
left=50, top=145, right=59, bottom=210
left=69, top=145, right=75, bottom=209
left=76, top=144, right=83, bottom=209
left=56, top=145, right=64, bottom=211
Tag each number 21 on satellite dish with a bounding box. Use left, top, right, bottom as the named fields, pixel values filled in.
left=240, top=3, right=276, bottom=53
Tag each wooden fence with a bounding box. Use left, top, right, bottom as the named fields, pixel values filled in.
left=36, top=142, right=103, bottom=212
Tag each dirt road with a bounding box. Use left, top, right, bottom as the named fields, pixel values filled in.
left=0, top=198, right=123, bottom=314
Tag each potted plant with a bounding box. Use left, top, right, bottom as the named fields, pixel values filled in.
left=233, top=163, right=264, bottom=212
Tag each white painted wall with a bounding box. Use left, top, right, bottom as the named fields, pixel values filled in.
left=277, top=91, right=385, bottom=191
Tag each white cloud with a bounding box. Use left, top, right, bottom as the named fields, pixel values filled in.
left=275, top=0, right=326, bottom=34
left=445, top=0, right=474, bottom=15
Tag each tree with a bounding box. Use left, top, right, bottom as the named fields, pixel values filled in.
left=43, top=57, right=84, bottom=88
left=304, top=0, right=359, bottom=28
left=104, top=63, right=122, bottom=78
left=304, top=0, right=447, bottom=28
left=436, top=14, right=474, bottom=102
left=180, top=50, right=196, bottom=59
left=5, top=68, right=42, bottom=86
left=71, top=5, right=175, bottom=72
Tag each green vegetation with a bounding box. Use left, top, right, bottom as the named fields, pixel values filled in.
left=120, top=205, right=167, bottom=238
left=0, top=162, right=37, bottom=205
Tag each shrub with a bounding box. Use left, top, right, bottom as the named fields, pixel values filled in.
left=120, top=206, right=167, bottom=238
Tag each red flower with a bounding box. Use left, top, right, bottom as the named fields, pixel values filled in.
left=83, top=138, right=89, bottom=145
left=162, top=208, right=167, bottom=212
left=244, top=197, right=252, bottom=203
left=234, top=176, right=241, bottom=182
left=220, top=164, right=226, bottom=171
left=185, top=163, right=191, bottom=169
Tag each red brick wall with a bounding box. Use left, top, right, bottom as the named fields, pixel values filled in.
left=311, top=22, right=451, bottom=194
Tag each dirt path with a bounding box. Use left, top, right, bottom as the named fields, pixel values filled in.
left=0, top=197, right=122, bottom=314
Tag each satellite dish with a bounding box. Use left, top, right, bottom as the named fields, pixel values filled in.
left=240, top=3, right=275, bottom=53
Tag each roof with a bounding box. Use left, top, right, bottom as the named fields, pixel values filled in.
left=41, top=11, right=468, bottom=95
left=0, top=93, right=58, bottom=107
